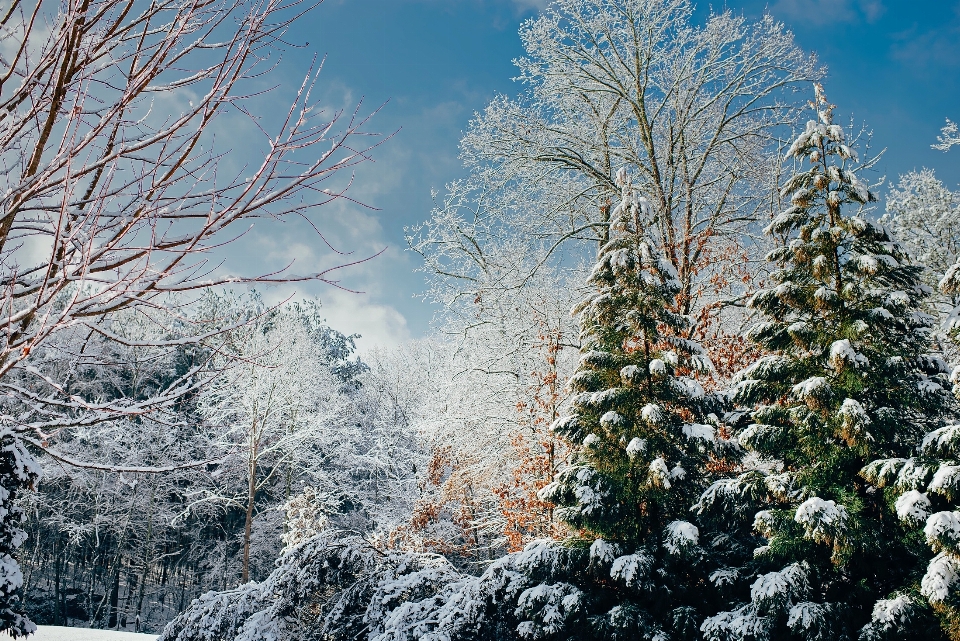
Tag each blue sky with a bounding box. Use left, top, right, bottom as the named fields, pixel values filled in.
left=227, top=0, right=960, bottom=349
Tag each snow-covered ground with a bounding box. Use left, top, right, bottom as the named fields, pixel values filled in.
left=22, top=626, right=157, bottom=640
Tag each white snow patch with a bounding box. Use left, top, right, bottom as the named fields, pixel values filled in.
left=871, top=595, right=915, bottom=628
left=829, top=339, right=868, bottom=369
left=641, top=403, right=667, bottom=426
left=922, top=552, right=960, bottom=604
left=625, top=437, right=646, bottom=458
left=663, top=520, right=699, bottom=554
left=27, top=627, right=157, bottom=641
left=795, top=497, right=848, bottom=544
left=610, top=552, right=652, bottom=587
left=589, top=539, right=618, bottom=566
left=600, top=411, right=623, bottom=428
left=924, top=511, right=960, bottom=551
left=922, top=425, right=960, bottom=457
left=648, top=457, right=671, bottom=489
left=682, top=423, right=715, bottom=441
left=895, top=490, right=932, bottom=524
left=791, top=376, right=830, bottom=401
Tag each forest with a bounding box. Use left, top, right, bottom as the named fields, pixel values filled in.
left=3, top=0, right=960, bottom=639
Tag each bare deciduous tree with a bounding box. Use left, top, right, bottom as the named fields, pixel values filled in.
left=882, top=170, right=960, bottom=311
left=410, top=0, right=818, bottom=336
left=0, top=0, right=381, bottom=633
left=195, top=307, right=350, bottom=584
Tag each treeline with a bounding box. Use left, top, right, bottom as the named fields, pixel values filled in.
left=155, top=0, right=960, bottom=638
left=8, top=0, right=960, bottom=639
left=19, top=295, right=425, bottom=633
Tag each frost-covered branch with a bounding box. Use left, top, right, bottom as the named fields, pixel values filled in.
left=933, top=118, right=960, bottom=152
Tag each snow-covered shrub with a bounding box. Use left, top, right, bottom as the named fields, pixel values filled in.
left=0, top=429, right=40, bottom=636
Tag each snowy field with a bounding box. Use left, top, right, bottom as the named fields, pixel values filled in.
left=18, top=627, right=157, bottom=640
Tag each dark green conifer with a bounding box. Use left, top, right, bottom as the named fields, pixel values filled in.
left=519, top=169, right=740, bottom=639
left=700, top=85, right=955, bottom=641
left=544, top=168, right=729, bottom=544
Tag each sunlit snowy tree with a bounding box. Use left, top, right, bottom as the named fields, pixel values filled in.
left=861, top=270, right=960, bottom=641
left=0, top=0, right=379, bottom=631
left=881, top=170, right=960, bottom=359
left=934, top=119, right=960, bottom=152
left=410, top=0, right=817, bottom=354
left=160, top=173, right=745, bottom=641
left=522, top=167, right=744, bottom=636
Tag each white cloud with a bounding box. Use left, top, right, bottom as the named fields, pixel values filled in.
left=258, top=284, right=410, bottom=354
left=312, top=288, right=411, bottom=352
left=889, top=5, right=960, bottom=68
left=155, top=53, right=429, bottom=350
left=511, top=0, right=548, bottom=10
left=770, top=0, right=885, bottom=25
left=216, top=190, right=414, bottom=354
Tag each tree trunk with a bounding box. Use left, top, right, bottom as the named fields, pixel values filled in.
left=136, top=487, right=155, bottom=628
left=53, top=542, right=62, bottom=626
left=242, top=437, right=258, bottom=583
left=107, top=563, right=120, bottom=629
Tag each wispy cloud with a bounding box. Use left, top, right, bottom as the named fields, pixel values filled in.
left=259, top=283, right=412, bottom=353
left=510, top=0, right=549, bottom=11
left=770, top=0, right=885, bottom=26
left=889, top=4, right=960, bottom=69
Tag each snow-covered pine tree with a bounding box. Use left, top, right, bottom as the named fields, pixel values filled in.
left=505, top=168, right=737, bottom=638
left=859, top=263, right=960, bottom=639
left=544, top=168, right=725, bottom=539
left=161, top=179, right=742, bottom=640
left=699, top=84, right=956, bottom=641
left=943, top=259, right=960, bottom=357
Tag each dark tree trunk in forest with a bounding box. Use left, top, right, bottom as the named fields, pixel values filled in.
left=107, top=565, right=120, bottom=629
left=242, top=421, right=260, bottom=584
left=53, top=545, right=61, bottom=625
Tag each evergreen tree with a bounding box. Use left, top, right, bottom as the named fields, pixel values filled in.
left=861, top=267, right=960, bottom=639
left=544, top=167, right=728, bottom=542
left=163, top=172, right=742, bottom=641
left=943, top=258, right=960, bottom=356
left=699, top=85, right=955, bottom=641
left=508, top=169, right=739, bottom=639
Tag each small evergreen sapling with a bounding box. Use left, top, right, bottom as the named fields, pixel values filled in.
left=942, top=259, right=960, bottom=357
left=701, top=85, right=954, bottom=641
left=0, top=430, right=39, bottom=636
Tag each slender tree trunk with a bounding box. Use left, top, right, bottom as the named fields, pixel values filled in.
left=107, top=563, right=120, bottom=629
left=136, top=487, right=155, bottom=628
left=284, top=465, right=292, bottom=537
left=284, top=416, right=295, bottom=536
left=53, top=541, right=62, bottom=626
left=242, top=421, right=259, bottom=583
left=242, top=471, right=255, bottom=583
left=178, top=569, right=187, bottom=614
